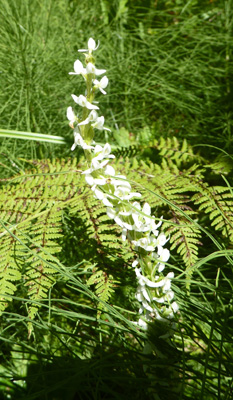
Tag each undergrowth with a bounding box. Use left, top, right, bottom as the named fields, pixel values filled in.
left=0, top=136, right=233, bottom=399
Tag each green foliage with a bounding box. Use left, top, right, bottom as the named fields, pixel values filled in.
left=1, top=136, right=232, bottom=322
left=1, top=0, right=232, bottom=148
left=0, top=157, right=134, bottom=324
left=112, top=136, right=233, bottom=289
left=87, top=268, right=118, bottom=316
left=0, top=158, right=76, bottom=323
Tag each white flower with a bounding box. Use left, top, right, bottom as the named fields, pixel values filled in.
left=153, top=290, right=175, bottom=304
left=84, top=164, right=115, bottom=187
left=93, top=143, right=115, bottom=162
left=136, top=285, right=151, bottom=303
left=71, top=94, right=99, bottom=110
left=106, top=207, right=133, bottom=231
left=84, top=174, right=106, bottom=186
left=82, top=144, right=115, bottom=174
left=78, top=38, right=99, bottom=54
left=91, top=116, right=111, bottom=132
left=171, top=302, right=179, bottom=313
left=93, top=76, right=109, bottom=94
left=67, top=39, right=178, bottom=324
left=71, top=128, right=94, bottom=151
left=138, top=318, right=148, bottom=329
left=131, top=202, right=162, bottom=234
left=162, top=272, right=174, bottom=292
left=83, top=159, right=110, bottom=177
left=141, top=300, right=154, bottom=312
left=105, top=165, right=115, bottom=176
left=86, top=62, right=106, bottom=76
left=132, top=234, right=157, bottom=252
left=132, top=260, right=139, bottom=268
left=114, top=187, right=141, bottom=201
left=157, top=247, right=170, bottom=272
left=112, top=175, right=131, bottom=190
left=135, top=268, right=166, bottom=288
left=78, top=110, right=98, bottom=126
left=92, top=186, right=114, bottom=207
left=67, top=106, right=77, bottom=128
left=69, top=59, right=86, bottom=76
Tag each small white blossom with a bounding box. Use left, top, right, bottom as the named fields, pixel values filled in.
left=78, top=110, right=98, bottom=126
left=132, top=234, right=158, bottom=252
left=171, top=302, right=179, bottom=313
left=131, top=202, right=163, bottom=234
left=71, top=128, right=94, bottom=151
left=106, top=207, right=134, bottom=231
left=93, top=76, right=109, bottom=94
left=69, top=59, right=86, bottom=77
left=91, top=116, right=111, bottom=132
left=105, top=165, right=115, bottom=176
left=86, top=62, right=106, bottom=76
left=135, top=268, right=164, bottom=288
left=156, top=233, right=169, bottom=247
left=156, top=247, right=170, bottom=272
left=93, top=144, right=115, bottom=162
left=114, top=187, right=141, bottom=201
left=92, top=186, right=114, bottom=207
left=138, top=318, right=148, bottom=329
left=67, top=106, right=77, bottom=128
left=84, top=164, right=115, bottom=187
left=78, top=38, right=99, bottom=53
left=84, top=174, right=106, bottom=186
left=71, top=94, right=99, bottom=110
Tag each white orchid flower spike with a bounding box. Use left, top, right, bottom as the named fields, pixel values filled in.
left=67, top=37, right=178, bottom=332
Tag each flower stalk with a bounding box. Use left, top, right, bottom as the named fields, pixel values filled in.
left=67, top=38, right=178, bottom=330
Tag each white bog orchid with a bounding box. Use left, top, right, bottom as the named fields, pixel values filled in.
left=71, top=94, right=99, bottom=110
left=67, top=37, right=178, bottom=331
left=93, top=76, right=109, bottom=94
left=92, top=186, right=114, bottom=207
left=132, top=234, right=158, bottom=252
left=78, top=110, right=98, bottom=126
left=91, top=116, right=111, bottom=131
left=78, top=37, right=99, bottom=54
left=67, top=106, right=77, bottom=128
left=71, top=128, right=94, bottom=151
left=86, top=62, right=106, bottom=76
left=93, top=143, right=115, bottom=162
left=69, top=59, right=86, bottom=76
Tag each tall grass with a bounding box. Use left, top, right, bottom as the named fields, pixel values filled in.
left=0, top=0, right=232, bottom=149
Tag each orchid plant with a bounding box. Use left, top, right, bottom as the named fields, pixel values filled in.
left=67, top=38, right=178, bottom=330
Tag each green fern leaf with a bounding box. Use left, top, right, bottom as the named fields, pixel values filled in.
left=87, top=268, right=117, bottom=317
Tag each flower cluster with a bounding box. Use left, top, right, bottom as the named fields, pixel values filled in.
left=67, top=38, right=178, bottom=329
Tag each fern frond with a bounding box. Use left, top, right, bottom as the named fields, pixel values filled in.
left=0, top=158, right=81, bottom=321
left=25, top=205, right=63, bottom=323
left=0, top=217, right=31, bottom=313
left=149, top=136, right=203, bottom=167
left=164, top=215, right=202, bottom=288
left=87, top=268, right=117, bottom=317
left=192, top=184, right=233, bottom=242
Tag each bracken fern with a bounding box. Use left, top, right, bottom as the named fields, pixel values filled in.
left=0, top=136, right=232, bottom=325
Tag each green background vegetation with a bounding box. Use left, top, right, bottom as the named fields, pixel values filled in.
left=0, top=0, right=233, bottom=399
